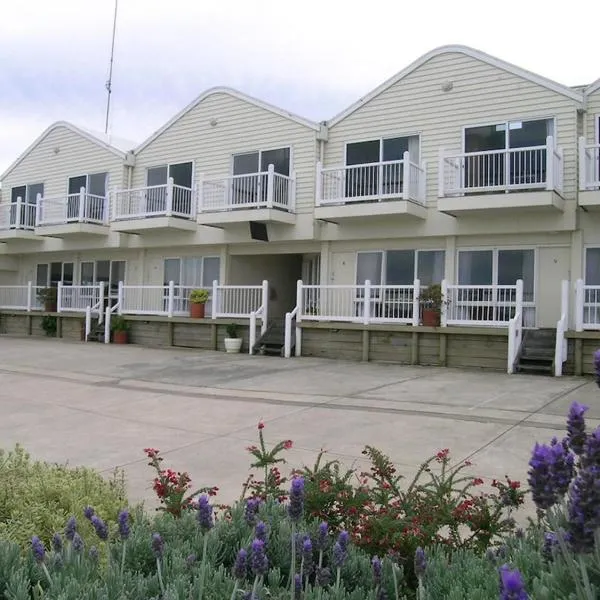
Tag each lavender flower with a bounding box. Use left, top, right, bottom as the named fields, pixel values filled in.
left=151, top=533, right=164, bottom=559
left=567, top=465, right=600, bottom=552
left=197, top=495, right=213, bottom=532
left=244, top=497, right=261, bottom=525
left=316, top=566, right=332, bottom=586
left=337, top=530, right=349, bottom=552
left=288, top=477, right=305, bottom=523
left=118, top=510, right=130, bottom=540
left=255, top=521, right=267, bottom=543
left=89, top=546, right=99, bottom=562
left=332, top=541, right=347, bottom=568
left=302, top=537, right=313, bottom=575
left=294, top=574, right=302, bottom=599
left=594, top=349, right=600, bottom=388
left=567, top=401, right=589, bottom=455
left=233, top=548, right=248, bottom=580
left=31, top=536, right=45, bottom=563
left=550, top=438, right=575, bottom=496
left=315, top=522, right=328, bottom=551
left=583, top=427, right=600, bottom=468
left=72, top=533, right=84, bottom=553
left=542, top=532, right=558, bottom=561
left=414, top=547, right=426, bottom=578
left=83, top=506, right=95, bottom=520
left=372, top=556, right=382, bottom=585
left=528, top=443, right=557, bottom=511
left=90, top=515, right=108, bottom=540
left=250, top=538, right=268, bottom=576
left=64, top=516, right=77, bottom=541
left=52, top=533, right=63, bottom=553
left=499, top=565, right=528, bottom=599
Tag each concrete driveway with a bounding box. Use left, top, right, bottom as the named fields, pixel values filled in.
left=1, top=337, right=598, bottom=510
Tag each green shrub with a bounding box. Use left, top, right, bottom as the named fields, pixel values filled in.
left=0, top=445, right=128, bottom=550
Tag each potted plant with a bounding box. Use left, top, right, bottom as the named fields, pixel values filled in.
left=419, top=284, right=446, bottom=327
left=37, top=287, right=57, bottom=312
left=224, top=323, right=242, bottom=353
left=189, top=289, right=209, bottom=318
left=111, top=315, right=130, bottom=344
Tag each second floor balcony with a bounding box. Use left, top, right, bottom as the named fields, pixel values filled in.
left=111, top=178, right=197, bottom=233
left=314, top=153, right=427, bottom=222
left=0, top=199, right=38, bottom=242
left=438, top=136, right=565, bottom=215
left=578, top=137, right=600, bottom=210
left=197, top=165, right=296, bottom=227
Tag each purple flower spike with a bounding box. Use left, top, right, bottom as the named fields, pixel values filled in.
left=372, top=555, right=382, bottom=584
left=316, top=566, right=332, bottom=586
left=302, top=537, right=313, bottom=574
left=72, top=532, right=84, bottom=553
left=567, top=401, right=589, bottom=455
left=583, top=427, right=600, bottom=468
left=549, top=438, right=575, bottom=497
left=594, top=349, right=600, bottom=387
left=528, top=443, right=557, bottom=511
left=250, top=538, right=268, bottom=576
left=337, top=530, right=349, bottom=551
left=64, top=516, right=77, bottom=541
left=89, top=545, right=98, bottom=562
left=255, top=520, right=267, bottom=543
left=52, top=533, right=63, bottom=553
left=151, top=533, right=164, bottom=559
left=542, top=532, right=558, bottom=561
left=244, top=497, right=261, bottom=525
left=288, top=477, right=305, bottom=523
left=90, top=515, right=108, bottom=541
left=294, top=573, right=302, bottom=599
left=83, top=506, right=95, bottom=521
left=414, top=547, right=426, bottom=578
left=118, top=510, right=130, bottom=540
left=31, top=536, right=45, bottom=563
left=316, top=522, right=329, bottom=550
left=567, top=465, right=600, bottom=552
left=499, top=565, right=528, bottom=599
left=332, top=541, right=347, bottom=568
left=233, top=548, right=248, bottom=580
left=197, top=495, right=214, bottom=532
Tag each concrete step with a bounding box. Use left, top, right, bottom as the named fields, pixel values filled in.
left=517, top=355, right=553, bottom=376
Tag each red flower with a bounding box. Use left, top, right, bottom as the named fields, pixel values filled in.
left=472, top=478, right=484, bottom=486
left=246, top=445, right=258, bottom=452
left=144, top=448, right=160, bottom=458
left=436, top=449, right=450, bottom=462
left=258, top=421, right=265, bottom=430
left=509, top=480, right=521, bottom=490
left=283, top=440, right=293, bottom=450
left=464, top=460, right=472, bottom=466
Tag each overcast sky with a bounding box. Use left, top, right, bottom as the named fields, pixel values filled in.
left=1, top=0, right=598, bottom=174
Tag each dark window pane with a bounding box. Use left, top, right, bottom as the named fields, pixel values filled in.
left=417, top=251, right=445, bottom=285
left=36, top=264, right=48, bottom=287
left=586, top=248, right=600, bottom=285
left=202, top=257, right=220, bottom=287
left=27, top=183, right=43, bottom=204
left=110, top=261, right=126, bottom=290
left=385, top=250, right=415, bottom=285
left=68, top=175, right=87, bottom=195
left=147, top=166, right=168, bottom=186
left=80, top=262, right=94, bottom=285
left=465, top=125, right=505, bottom=152
left=88, top=173, right=107, bottom=196
left=233, top=153, right=259, bottom=175
left=96, top=260, right=110, bottom=283
left=50, top=263, right=62, bottom=286
left=11, top=186, right=26, bottom=203
left=62, top=263, right=74, bottom=285
left=169, top=163, right=193, bottom=188
left=498, top=250, right=535, bottom=301
left=346, top=140, right=380, bottom=165
left=164, top=258, right=181, bottom=285
left=458, top=251, right=493, bottom=285
left=382, top=137, right=409, bottom=162
left=509, top=119, right=549, bottom=149
left=356, top=252, right=382, bottom=285
left=260, top=148, right=290, bottom=176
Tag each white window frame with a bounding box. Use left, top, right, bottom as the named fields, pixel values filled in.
left=36, top=261, right=74, bottom=287
left=146, top=161, right=195, bottom=188
left=230, top=145, right=293, bottom=176
left=11, top=183, right=44, bottom=204
left=344, top=134, right=421, bottom=166
left=66, top=172, right=109, bottom=196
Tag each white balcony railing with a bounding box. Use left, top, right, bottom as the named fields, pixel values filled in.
left=0, top=199, right=36, bottom=231
left=112, top=178, right=195, bottom=220
left=579, top=138, right=600, bottom=190
left=575, top=279, right=600, bottom=331
left=317, top=153, right=426, bottom=206
left=439, top=136, right=563, bottom=197
left=199, top=165, right=295, bottom=213
left=211, top=282, right=267, bottom=319
left=57, top=283, right=105, bottom=313
left=37, top=188, right=108, bottom=226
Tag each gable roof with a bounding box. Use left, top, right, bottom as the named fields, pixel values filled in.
left=585, top=78, right=600, bottom=97
left=134, top=86, right=320, bottom=154
left=1, top=121, right=135, bottom=180
left=328, top=45, right=584, bottom=127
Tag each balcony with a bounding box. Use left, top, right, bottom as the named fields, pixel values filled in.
left=0, top=200, right=39, bottom=242
left=197, top=165, right=296, bottom=227
left=438, top=136, right=565, bottom=215
left=578, top=138, right=600, bottom=210
left=111, top=178, right=197, bottom=233
left=35, top=189, right=109, bottom=237
left=314, top=153, right=427, bottom=222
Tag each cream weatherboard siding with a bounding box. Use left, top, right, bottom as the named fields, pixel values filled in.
left=325, top=51, right=580, bottom=210
left=2, top=125, right=128, bottom=203
left=132, top=91, right=319, bottom=216
left=585, top=89, right=600, bottom=143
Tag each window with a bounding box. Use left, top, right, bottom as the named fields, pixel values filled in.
left=356, top=250, right=444, bottom=286
left=586, top=248, right=600, bottom=286
left=11, top=183, right=43, bottom=205
left=10, top=183, right=43, bottom=228
left=146, top=162, right=193, bottom=214
left=163, top=257, right=220, bottom=313
left=67, top=173, right=107, bottom=220
left=79, top=260, right=126, bottom=299
left=36, top=262, right=74, bottom=287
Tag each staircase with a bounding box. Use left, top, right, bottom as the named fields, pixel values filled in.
left=86, top=320, right=105, bottom=343
left=516, top=329, right=556, bottom=376
left=253, top=319, right=288, bottom=357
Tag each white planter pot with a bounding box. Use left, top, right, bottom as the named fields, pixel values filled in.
left=224, top=337, right=243, bottom=353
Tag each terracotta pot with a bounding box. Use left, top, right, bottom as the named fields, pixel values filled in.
left=422, top=308, right=440, bottom=327
left=113, top=330, right=128, bottom=344
left=190, top=302, right=206, bottom=318
left=44, top=301, right=57, bottom=313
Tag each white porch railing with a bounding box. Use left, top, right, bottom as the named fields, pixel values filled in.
left=57, top=283, right=105, bottom=314
left=112, top=178, right=195, bottom=220
left=37, top=188, right=108, bottom=226
left=0, top=284, right=48, bottom=311
left=579, top=138, right=600, bottom=190
left=199, top=165, right=295, bottom=213
left=575, top=279, right=600, bottom=331
left=316, top=153, right=426, bottom=205
left=0, top=199, right=36, bottom=231
left=554, top=280, right=569, bottom=376
left=506, top=280, right=524, bottom=374
left=211, top=281, right=268, bottom=319
left=249, top=281, right=269, bottom=355
left=439, top=136, right=563, bottom=196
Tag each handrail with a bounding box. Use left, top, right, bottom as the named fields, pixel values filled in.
left=249, top=304, right=265, bottom=355
left=284, top=306, right=299, bottom=358
left=506, top=279, right=523, bottom=374
left=554, top=280, right=569, bottom=376
left=104, top=282, right=123, bottom=343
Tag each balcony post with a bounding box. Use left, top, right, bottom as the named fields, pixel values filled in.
left=290, top=170, right=296, bottom=212
left=211, top=280, right=218, bottom=319
left=578, top=137, right=586, bottom=191
left=261, top=280, right=269, bottom=335
left=441, top=279, right=448, bottom=327
left=166, top=177, right=174, bottom=216
left=266, top=164, right=275, bottom=208
left=378, top=162, right=383, bottom=199
left=402, top=151, right=410, bottom=200
left=15, top=196, right=22, bottom=229
left=437, top=151, right=445, bottom=198
left=196, top=175, right=204, bottom=213
left=79, top=187, right=86, bottom=222
left=412, top=279, right=420, bottom=326
left=57, top=282, right=63, bottom=313
left=103, top=191, right=109, bottom=224
left=295, top=280, right=303, bottom=357
left=36, top=193, right=42, bottom=227
left=575, top=278, right=584, bottom=332
left=27, top=281, right=32, bottom=312
left=363, top=280, right=371, bottom=325
left=167, top=280, right=175, bottom=318
left=546, top=136, right=554, bottom=191
left=315, top=162, right=323, bottom=206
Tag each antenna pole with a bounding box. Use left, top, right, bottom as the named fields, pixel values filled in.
left=104, top=0, right=118, bottom=134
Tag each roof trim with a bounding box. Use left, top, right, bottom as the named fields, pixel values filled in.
left=134, top=86, right=320, bottom=154
left=1, top=121, right=128, bottom=181
left=585, top=77, right=600, bottom=96
left=328, top=45, right=584, bottom=127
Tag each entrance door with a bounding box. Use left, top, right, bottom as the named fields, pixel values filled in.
left=68, top=176, right=87, bottom=220
left=537, top=247, right=569, bottom=327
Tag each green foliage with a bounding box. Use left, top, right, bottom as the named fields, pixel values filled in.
left=225, top=323, right=239, bottom=338
left=109, top=315, right=130, bottom=332
left=40, top=316, right=57, bottom=337
left=0, top=445, right=127, bottom=550
left=36, top=287, right=57, bottom=305
left=418, top=284, right=446, bottom=309
left=189, top=289, right=209, bottom=304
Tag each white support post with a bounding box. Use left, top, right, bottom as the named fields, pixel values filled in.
left=261, top=280, right=269, bottom=335
left=315, top=162, right=323, bottom=206
left=211, top=280, right=218, bottom=319
left=504, top=146, right=510, bottom=190
left=196, top=175, right=204, bottom=213
left=295, top=280, right=303, bottom=357
left=412, top=279, right=420, bottom=326
left=98, top=282, right=105, bottom=323
left=363, top=280, right=371, bottom=324
left=377, top=162, right=384, bottom=198
left=104, top=306, right=111, bottom=344
left=515, top=279, right=524, bottom=318
left=26, top=281, right=32, bottom=312
left=575, top=278, right=584, bottom=332
left=85, top=306, right=91, bottom=341
left=402, top=151, right=410, bottom=200
left=546, top=136, right=554, bottom=191
left=284, top=312, right=292, bottom=359
left=266, top=164, right=275, bottom=208
left=79, top=186, right=86, bottom=222
left=103, top=191, right=109, bottom=224
left=289, top=170, right=297, bottom=212
left=35, top=193, right=42, bottom=227
left=437, top=151, right=445, bottom=198
left=166, top=177, right=174, bottom=216
left=167, top=280, right=175, bottom=318
left=57, top=282, right=63, bottom=313
left=578, top=137, right=586, bottom=191
left=15, top=197, right=22, bottom=228
left=440, top=279, right=448, bottom=327
left=419, top=163, right=427, bottom=203
left=117, top=281, right=124, bottom=314
left=561, top=279, right=569, bottom=330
